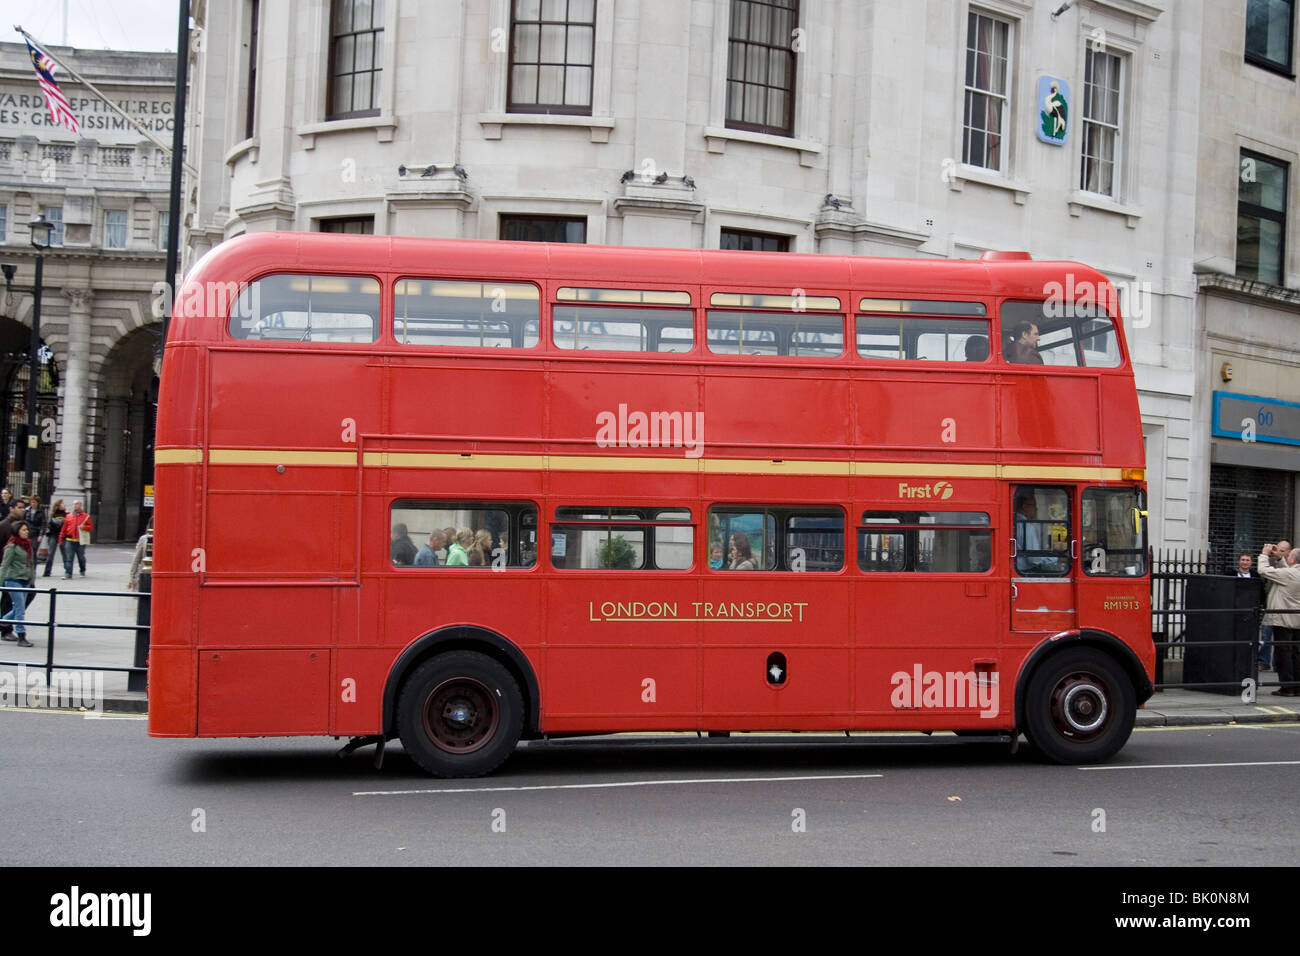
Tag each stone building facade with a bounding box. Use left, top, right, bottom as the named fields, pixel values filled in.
left=1192, top=0, right=1300, bottom=570
left=0, top=42, right=174, bottom=540
left=186, top=0, right=1217, bottom=549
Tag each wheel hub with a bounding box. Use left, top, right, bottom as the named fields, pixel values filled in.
left=1051, top=673, right=1109, bottom=737
left=422, top=678, right=500, bottom=755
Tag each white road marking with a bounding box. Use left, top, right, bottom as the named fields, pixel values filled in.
left=354, top=772, right=883, bottom=796
left=1079, top=759, right=1300, bottom=771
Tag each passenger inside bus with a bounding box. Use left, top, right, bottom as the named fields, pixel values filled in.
left=728, top=531, right=756, bottom=570
left=1006, top=321, right=1043, bottom=364
left=964, top=335, right=989, bottom=361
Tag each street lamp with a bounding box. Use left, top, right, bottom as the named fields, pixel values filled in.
left=23, top=215, right=52, bottom=497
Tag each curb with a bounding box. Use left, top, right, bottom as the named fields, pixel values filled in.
left=1136, top=710, right=1300, bottom=727
left=100, top=694, right=148, bottom=714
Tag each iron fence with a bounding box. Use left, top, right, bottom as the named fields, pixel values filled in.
left=1149, top=547, right=1295, bottom=694
left=0, top=581, right=149, bottom=693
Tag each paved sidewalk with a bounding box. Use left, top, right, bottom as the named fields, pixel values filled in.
left=0, top=543, right=146, bottom=708
left=1, top=553, right=1296, bottom=725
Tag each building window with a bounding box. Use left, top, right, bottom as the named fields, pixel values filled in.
left=1080, top=49, right=1123, bottom=197
left=1237, top=151, right=1289, bottom=286
left=98, top=146, right=132, bottom=167
left=0, top=141, right=11, bottom=160
left=720, top=228, right=789, bottom=252
left=0, top=204, right=7, bottom=242
left=318, top=215, right=374, bottom=234
left=246, top=0, right=260, bottom=139
left=40, top=144, right=74, bottom=164
left=507, top=0, right=595, bottom=114
left=962, top=10, right=1012, bottom=172
left=327, top=0, right=384, bottom=120
left=499, top=215, right=586, bottom=242
left=104, top=210, right=128, bottom=250
left=724, top=0, right=798, bottom=137
left=158, top=211, right=170, bottom=250
left=1245, top=0, right=1294, bottom=74
left=40, top=206, right=64, bottom=247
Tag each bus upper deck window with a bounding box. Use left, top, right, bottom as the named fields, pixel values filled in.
left=395, top=279, right=540, bottom=348
left=229, top=274, right=380, bottom=343
left=1001, top=299, right=1122, bottom=368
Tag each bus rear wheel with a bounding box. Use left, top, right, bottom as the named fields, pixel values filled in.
left=397, top=651, right=523, bottom=777
left=1024, top=648, right=1135, bottom=764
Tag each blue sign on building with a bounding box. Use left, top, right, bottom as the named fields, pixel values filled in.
left=1036, top=76, right=1069, bottom=145
left=1212, top=392, right=1300, bottom=447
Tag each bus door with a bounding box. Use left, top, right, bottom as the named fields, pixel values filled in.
left=1010, top=485, right=1076, bottom=633
left=1076, top=486, right=1149, bottom=637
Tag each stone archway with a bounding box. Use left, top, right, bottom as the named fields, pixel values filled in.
left=95, top=324, right=161, bottom=541
left=0, top=314, right=59, bottom=499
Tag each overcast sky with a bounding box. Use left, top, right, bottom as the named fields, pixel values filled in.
left=0, top=0, right=179, bottom=53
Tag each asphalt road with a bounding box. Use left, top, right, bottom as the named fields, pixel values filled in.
left=6, top=709, right=1298, bottom=866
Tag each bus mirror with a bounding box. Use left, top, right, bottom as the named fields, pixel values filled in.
left=1132, top=508, right=1148, bottom=535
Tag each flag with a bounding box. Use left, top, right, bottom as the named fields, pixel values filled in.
left=24, top=37, right=80, bottom=136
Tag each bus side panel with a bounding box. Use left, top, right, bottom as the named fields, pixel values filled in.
left=852, top=378, right=998, bottom=449
left=700, top=578, right=851, bottom=727
left=1001, top=376, right=1101, bottom=453
left=543, top=577, right=699, bottom=729
left=1099, top=375, right=1146, bottom=465
left=147, top=646, right=196, bottom=736
left=207, top=351, right=382, bottom=450
left=196, top=648, right=330, bottom=736
left=334, top=647, right=394, bottom=735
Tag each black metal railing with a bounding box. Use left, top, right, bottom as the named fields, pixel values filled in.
left=0, top=580, right=150, bottom=693
left=1149, top=547, right=1295, bottom=694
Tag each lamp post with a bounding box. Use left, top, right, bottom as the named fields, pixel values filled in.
left=24, top=215, right=52, bottom=497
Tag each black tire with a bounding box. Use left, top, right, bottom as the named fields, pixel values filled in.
left=1023, top=648, right=1136, bottom=764
left=396, top=650, right=523, bottom=778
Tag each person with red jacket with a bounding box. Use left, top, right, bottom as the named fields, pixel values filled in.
left=58, top=500, right=93, bottom=579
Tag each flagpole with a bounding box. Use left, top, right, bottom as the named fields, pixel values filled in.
left=13, top=24, right=197, bottom=177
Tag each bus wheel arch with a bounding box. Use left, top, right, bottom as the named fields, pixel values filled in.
left=1015, top=630, right=1145, bottom=764
left=382, top=626, right=540, bottom=742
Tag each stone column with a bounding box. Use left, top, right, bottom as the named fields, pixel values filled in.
left=53, top=288, right=93, bottom=505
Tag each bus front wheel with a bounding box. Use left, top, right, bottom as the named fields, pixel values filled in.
left=1023, top=648, right=1135, bottom=764
left=396, top=651, right=523, bottom=777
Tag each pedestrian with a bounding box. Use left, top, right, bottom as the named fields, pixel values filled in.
left=390, top=523, right=418, bottom=566
left=25, top=495, right=47, bottom=543
left=445, top=529, right=472, bottom=567
left=1241, top=552, right=1272, bottom=669
left=1, top=520, right=35, bottom=647
left=0, top=488, right=11, bottom=511
left=0, top=497, right=27, bottom=639
left=1258, top=543, right=1300, bottom=696
left=58, top=499, right=94, bottom=578
left=414, top=530, right=446, bottom=567
left=43, top=499, right=66, bottom=577
left=127, top=518, right=153, bottom=591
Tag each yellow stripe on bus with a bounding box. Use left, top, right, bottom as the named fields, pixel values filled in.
left=154, top=449, right=204, bottom=464
left=209, top=449, right=358, bottom=466
left=184, top=447, right=1129, bottom=482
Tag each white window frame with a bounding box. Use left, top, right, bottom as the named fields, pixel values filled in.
left=479, top=0, right=616, bottom=143
left=1068, top=21, right=1144, bottom=221
left=703, top=0, right=824, bottom=166
left=297, top=0, right=398, bottom=146
left=1079, top=46, right=1125, bottom=199
left=961, top=8, right=1015, bottom=175
left=104, top=209, right=128, bottom=250
left=40, top=205, right=64, bottom=247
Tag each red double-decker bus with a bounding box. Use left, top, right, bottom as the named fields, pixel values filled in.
left=150, top=233, right=1151, bottom=776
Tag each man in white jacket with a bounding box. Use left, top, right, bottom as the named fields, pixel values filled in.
left=1259, top=544, right=1300, bottom=697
